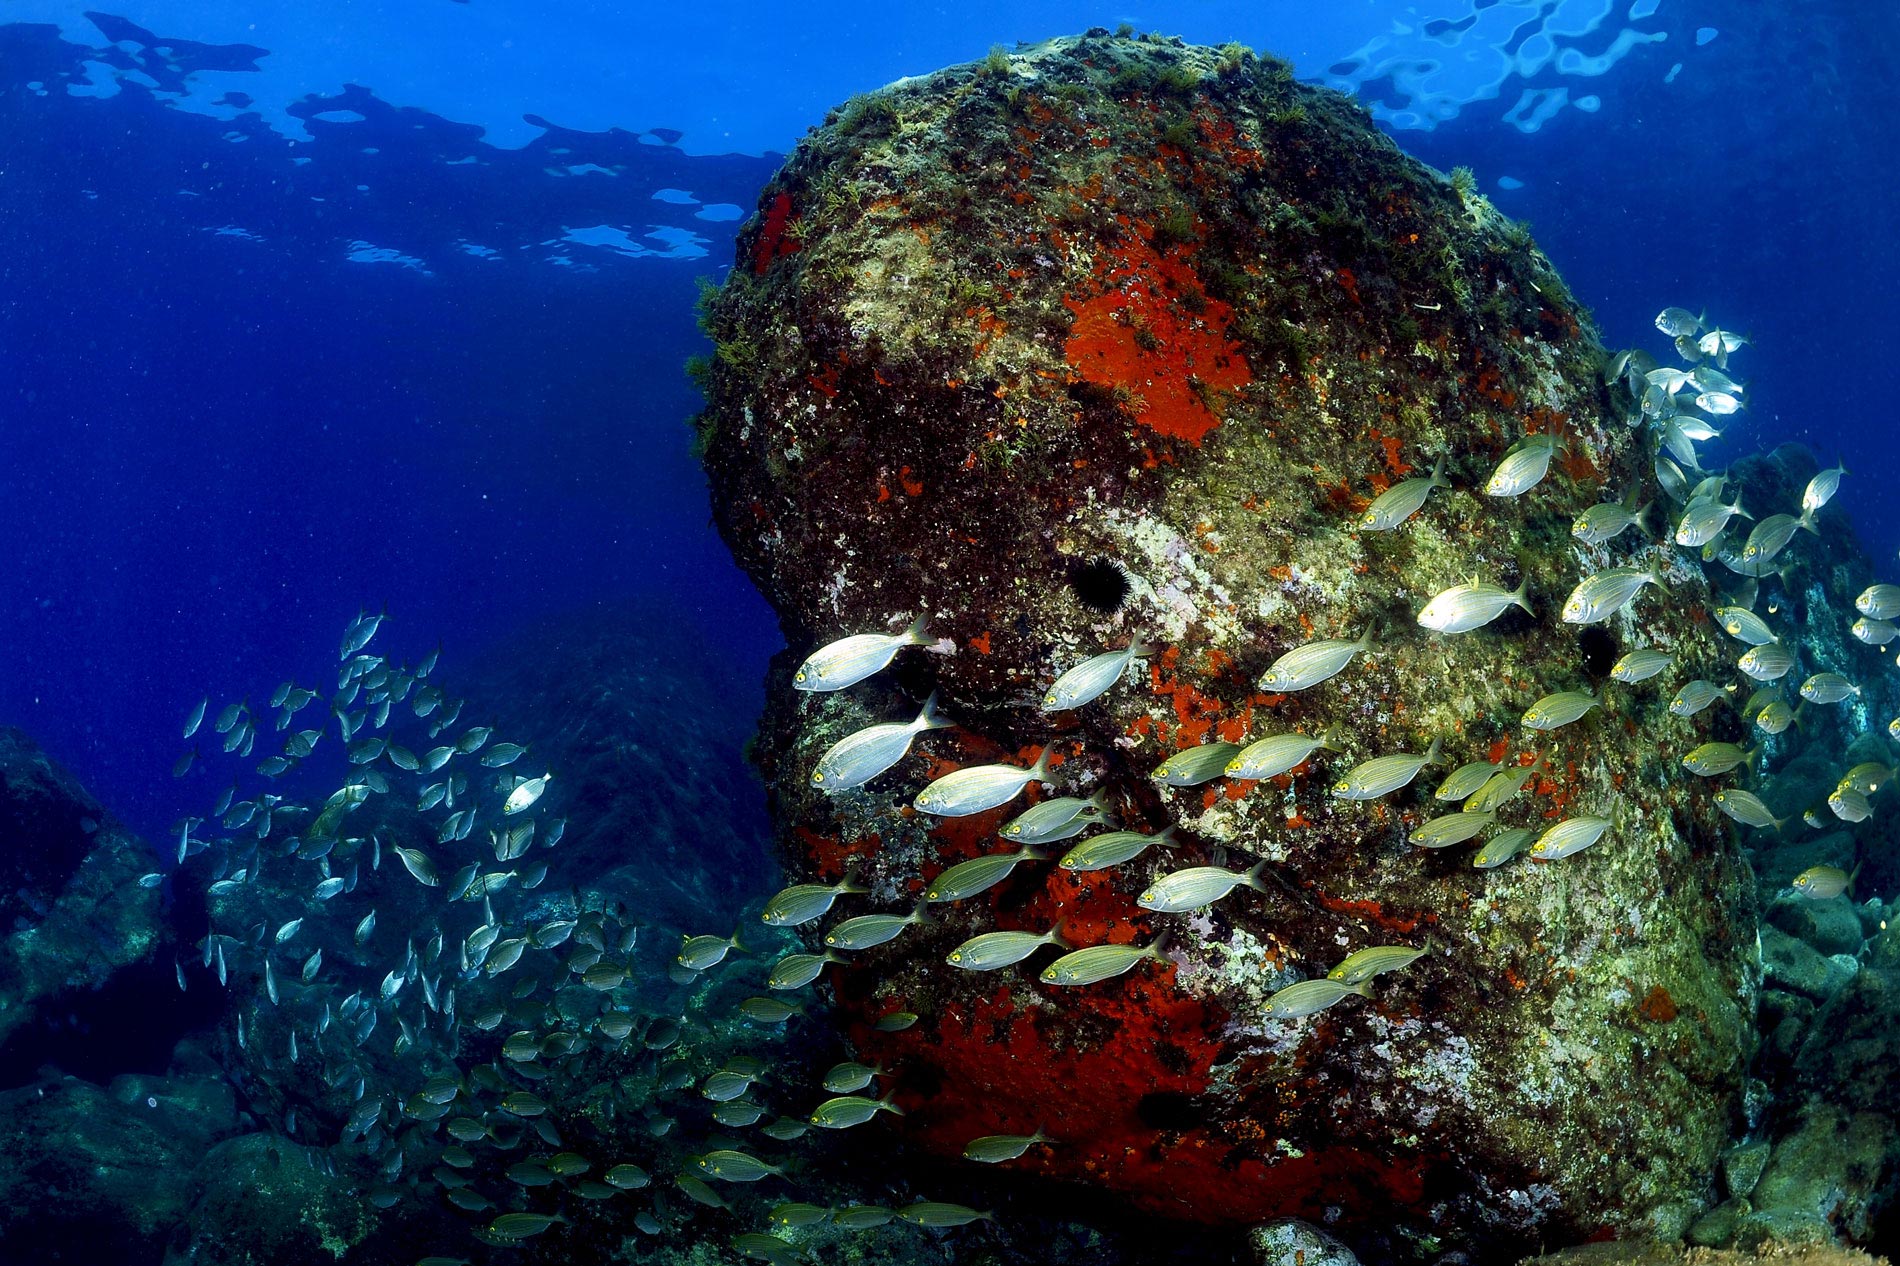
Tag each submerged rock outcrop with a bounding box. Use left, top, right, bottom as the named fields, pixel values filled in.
left=696, top=31, right=1760, bottom=1260
left=0, top=726, right=173, bottom=1059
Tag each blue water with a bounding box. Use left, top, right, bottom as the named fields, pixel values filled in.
left=3, top=1, right=1895, bottom=840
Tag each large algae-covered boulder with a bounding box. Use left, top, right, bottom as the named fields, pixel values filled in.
left=695, top=32, right=1754, bottom=1260
left=0, top=726, right=171, bottom=1055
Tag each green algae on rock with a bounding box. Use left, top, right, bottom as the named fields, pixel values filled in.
left=696, top=30, right=1755, bottom=1261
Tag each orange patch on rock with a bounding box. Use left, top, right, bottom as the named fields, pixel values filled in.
left=1638, top=986, right=1678, bottom=1023
left=1061, top=223, right=1251, bottom=445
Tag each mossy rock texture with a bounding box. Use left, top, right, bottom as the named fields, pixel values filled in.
left=696, top=32, right=1755, bottom=1260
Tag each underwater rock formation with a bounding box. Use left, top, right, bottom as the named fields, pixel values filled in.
left=0, top=1059, right=238, bottom=1261
left=696, top=31, right=1759, bottom=1259
left=0, top=726, right=171, bottom=1056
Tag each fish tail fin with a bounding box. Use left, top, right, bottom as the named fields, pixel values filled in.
left=1429, top=453, right=1449, bottom=489
left=1046, top=920, right=1071, bottom=949
left=878, top=1088, right=906, bottom=1116
left=1154, top=825, right=1180, bottom=848
left=728, top=926, right=749, bottom=956
left=1128, top=636, right=1154, bottom=660
left=1147, top=928, right=1175, bottom=959
left=1798, top=508, right=1821, bottom=537
left=1634, top=500, right=1655, bottom=537
left=1088, top=787, right=1116, bottom=816
left=1734, top=495, right=1754, bottom=521
left=1356, top=622, right=1379, bottom=652
left=1347, top=980, right=1374, bottom=998
left=1848, top=859, right=1863, bottom=897
left=1791, top=701, right=1810, bottom=735
left=915, top=690, right=953, bottom=732
left=1772, top=815, right=1790, bottom=837
left=1510, top=575, right=1533, bottom=614
left=903, top=613, right=932, bottom=645
left=1027, top=747, right=1053, bottom=784
left=838, top=863, right=870, bottom=896
left=1243, top=858, right=1271, bottom=891
left=910, top=899, right=933, bottom=927
left=1423, top=735, right=1444, bottom=767
left=1319, top=722, right=1351, bottom=752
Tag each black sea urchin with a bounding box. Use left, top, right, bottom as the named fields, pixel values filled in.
left=1068, top=556, right=1132, bottom=615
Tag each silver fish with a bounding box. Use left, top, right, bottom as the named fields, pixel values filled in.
left=1792, top=863, right=1857, bottom=900
left=1411, top=810, right=1494, bottom=848
left=1670, top=679, right=1731, bottom=716
left=1802, top=462, right=1847, bottom=513
left=1529, top=814, right=1613, bottom=861
left=1755, top=700, right=1798, bottom=735
left=1136, top=861, right=1267, bottom=913
left=1259, top=627, right=1374, bottom=691
left=794, top=615, right=931, bottom=692
left=1611, top=647, right=1674, bottom=683
left=1058, top=825, right=1177, bottom=872
left=946, top=925, right=1068, bottom=971
left=1262, top=977, right=1371, bottom=1019
left=914, top=750, right=1050, bottom=817
left=1039, top=934, right=1170, bottom=986
left=1417, top=577, right=1531, bottom=634
left=1434, top=759, right=1502, bottom=802
left=1673, top=493, right=1748, bottom=548
left=1851, top=617, right=1898, bottom=646
left=183, top=696, right=207, bottom=740
left=1001, top=791, right=1112, bottom=844
left=1225, top=725, right=1347, bottom=780
left=767, top=951, right=842, bottom=990
left=1655, top=306, right=1702, bottom=337
left=1359, top=454, right=1449, bottom=531
left=1715, top=607, right=1777, bottom=646
left=1152, top=742, right=1241, bottom=786
left=1329, top=943, right=1430, bottom=984
left=1799, top=672, right=1859, bottom=704
left=1472, top=827, right=1537, bottom=869
left=811, top=693, right=951, bottom=791
left=502, top=773, right=551, bottom=815
left=823, top=903, right=929, bottom=951
left=1521, top=690, right=1600, bottom=731
left=1331, top=738, right=1444, bottom=800
left=1741, top=511, right=1817, bottom=564
left=762, top=873, right=867, bottom=927
left=1712, top=789, right=1784, bottom=832
left=1856, top=584, right=1900, bottom=620
left=1483, top=434, right=1558, bottom=498
left=1682, top=741, right=1757, bottom=776
left=924, top=847, right=1045, bottom=903
left=1572, top=500, right=1649, bottom=547
left=1464, top=757, right=1544, bottom=814
left=1829, top=786, right=1873, bottom=823
left=1737, top=643, right=1798, bottom=682
left=1561, top=565, right=1664, bottom=624
left=1041, top=640, right=1149, bottom=712
left=963, top=1131, right=1050, bottom=1164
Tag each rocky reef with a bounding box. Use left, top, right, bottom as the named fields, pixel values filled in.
left=0, top=726, right=178, bottom=1069
left=696, top=30, right=1763, bottom=1261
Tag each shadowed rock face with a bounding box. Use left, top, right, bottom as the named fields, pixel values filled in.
left=0, top=726, right=172, bottom=1056
left=695, top=30, right=1756, bottom=1262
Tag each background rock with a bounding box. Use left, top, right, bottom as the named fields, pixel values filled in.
left=0, top=727, right=174, bottom=1059
left=0, top=1065, right=238, bottom=1262
left=697, top=30, right=1757, bottom=1261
